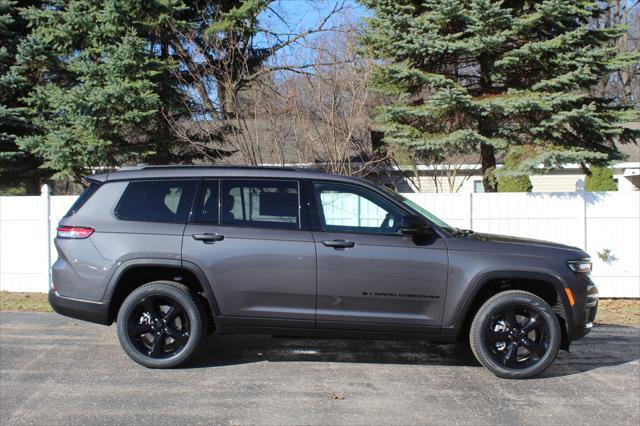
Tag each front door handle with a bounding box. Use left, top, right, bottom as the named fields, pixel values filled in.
left=321, top=239, right=356, bottom=249
left=192, top=233, right=225, bottom=244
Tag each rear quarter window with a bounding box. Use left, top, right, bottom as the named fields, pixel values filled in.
left=64, top=183, right=101, bottom=217
left=115, top=180, right=197, bottom=223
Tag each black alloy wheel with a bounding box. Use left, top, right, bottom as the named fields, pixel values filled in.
left=484, top=305, right=550, bottom=369
left=127, top=295, right=191, bottom=358
left=117, top=281, right=205, bottom=368
left=470, top=290, right=561, bottom=379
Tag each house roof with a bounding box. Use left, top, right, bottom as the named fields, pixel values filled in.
left=174, top=119, right=639, bottom=167
left=177, top=117, right=372, bottom=166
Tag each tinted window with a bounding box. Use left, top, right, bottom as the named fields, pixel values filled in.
left=196, top=180, right=219, bottom=223
left=115, top=180, right=196, bottom=223
left=314, top=182, right=403, bottom=234
left=220, top=180, right=299, bottom=229
left=64, top=183, right=100, bottom=217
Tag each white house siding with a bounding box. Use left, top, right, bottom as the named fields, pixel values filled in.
left=413, top=175, right=475, bottom=193
left=530, top=174, right=583, bottom=193
left=412, top=173, right=584, bottom=193
left=399, top=168, right=638, bottom=194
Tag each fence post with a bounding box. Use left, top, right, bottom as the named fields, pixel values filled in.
left=468, top=192, right=474, bottom=230
left=578, top=191, right=588, bottom=251
left=41, top=184, right=51, bottom=289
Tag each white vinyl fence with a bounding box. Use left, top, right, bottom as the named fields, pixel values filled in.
left=0, top=187, right=638, bottom=297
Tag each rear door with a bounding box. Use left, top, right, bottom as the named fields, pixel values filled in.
left=310, top=181, right=448, bottom=330
left=181, top=179, right=316, bottom=325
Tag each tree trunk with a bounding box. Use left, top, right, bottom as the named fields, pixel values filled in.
left=480, top=143, right=498, bottom=192
left=478, top=55, right=498, bottom=192
left=24, top=176, right=41, bottom=195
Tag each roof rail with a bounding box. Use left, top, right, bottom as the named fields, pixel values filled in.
left=116, top=164, right=300, bottom=172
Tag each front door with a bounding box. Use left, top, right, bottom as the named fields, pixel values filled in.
left=311, top=181, right=448, bottom=330
left=181, top=179, right=316, bottom=324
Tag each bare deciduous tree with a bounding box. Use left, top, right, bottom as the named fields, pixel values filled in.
left=165, top=1, right=347, bottom=164
left=592, top=1, right=640, bottom=106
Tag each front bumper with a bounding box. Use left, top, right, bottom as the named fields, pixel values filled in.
left=48, top=290, right=111, bottom=325
left=565, top=273, right=599, bottom=341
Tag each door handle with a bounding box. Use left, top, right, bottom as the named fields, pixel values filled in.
left=192, top=233, right=225, bottom=244
left=321, top=239, right=356, bottom=249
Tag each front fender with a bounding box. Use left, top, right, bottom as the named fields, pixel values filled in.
left=442, top=269, right=574, bottom=339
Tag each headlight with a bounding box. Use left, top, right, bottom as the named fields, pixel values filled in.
left=567, top=258, right=592, bottom=274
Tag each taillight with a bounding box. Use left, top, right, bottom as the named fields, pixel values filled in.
left=56, top=226, right=95, bottom=239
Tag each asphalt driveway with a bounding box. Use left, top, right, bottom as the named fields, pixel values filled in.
left=1, top=312, right=638, bottom=425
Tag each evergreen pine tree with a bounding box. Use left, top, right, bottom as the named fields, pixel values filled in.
left=16, top=0, right=197, bottom=181
left=361, top=0, right=639, bottom=192
left=0, top=0, right=48, bottom=194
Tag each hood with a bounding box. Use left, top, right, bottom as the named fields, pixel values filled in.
left=447, top=231, right=587, bottom=258
left=470, top=232, right=581, bottom=251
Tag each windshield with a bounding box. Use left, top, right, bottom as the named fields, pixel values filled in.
left=381, top=187, right=457, bottom=235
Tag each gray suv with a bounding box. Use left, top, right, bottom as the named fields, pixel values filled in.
left=50, top=165, right=598, bottom=378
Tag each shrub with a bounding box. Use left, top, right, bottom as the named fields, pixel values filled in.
left=498, top=175, right=533, bottom=192
left=584, top=166, right=617, bottom=191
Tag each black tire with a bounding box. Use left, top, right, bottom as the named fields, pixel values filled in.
left=116, top=281, right=205, bottom=368
left=469, top=290, right=561, bottom=379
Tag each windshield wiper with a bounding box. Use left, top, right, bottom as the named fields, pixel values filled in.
left=454, top=228, right=474, bottom=236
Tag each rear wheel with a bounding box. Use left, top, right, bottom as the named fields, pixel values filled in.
left=469, top=290, right=561, bottom=379
left=116, top=281, right=204, bottom=368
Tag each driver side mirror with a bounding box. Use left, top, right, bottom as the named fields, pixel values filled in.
left=400, top=214, right=433, bottom=235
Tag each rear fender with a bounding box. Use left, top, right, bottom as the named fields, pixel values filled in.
left=102, top=259, right=220, bottom=322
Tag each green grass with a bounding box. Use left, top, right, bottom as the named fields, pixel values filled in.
left=0, top=291, right=52, bottom=312
left=595, top=299, right=640, bottom=327
left=0, top=291, right=638, bottom=327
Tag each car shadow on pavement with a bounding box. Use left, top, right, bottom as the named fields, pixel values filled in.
left=540, top=323, right=640, bottom=378
left=191, top=334, right=481, bottom=368
left=188, top=324, right=639, bottom=377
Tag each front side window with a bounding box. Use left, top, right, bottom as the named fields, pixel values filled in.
left=380, top=186, right=456, bottom=234
left=115, top=180, right=196, bottom=223
left=220, top=180, right=299, bottom=230
left=314, top=182, right=404, bottom=234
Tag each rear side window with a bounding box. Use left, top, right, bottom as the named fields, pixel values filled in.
left=115, top=180, right=197, bottom=223
left=64, top=183, right=101, bottom=217
left=220, top=179, right=299, bottom=230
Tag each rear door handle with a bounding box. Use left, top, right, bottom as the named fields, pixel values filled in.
left=321, top=239, right=356, bottom=249
left=192, top=233, right=225, bottom=244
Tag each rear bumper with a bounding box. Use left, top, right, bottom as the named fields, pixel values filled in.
left=48, top=291, right=111, bottom=326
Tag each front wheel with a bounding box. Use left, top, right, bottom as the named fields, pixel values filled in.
left=116, top=281, right=205, bottom=368
left=469, top=290, right=561, bottom=379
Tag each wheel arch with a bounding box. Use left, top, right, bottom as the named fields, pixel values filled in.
left=103, top=259, right=220, bottom=324
left=452, top=271, right=573, bottom=349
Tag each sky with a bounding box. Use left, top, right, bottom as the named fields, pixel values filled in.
left=187, top=0, right=370, bottom=119
left=252, top=0, right=371, bottom=83
left=261, top=0, right=369, bottom=35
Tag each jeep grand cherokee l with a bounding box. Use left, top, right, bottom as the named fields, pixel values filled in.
left=50, top=165, right=598, bottom=378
